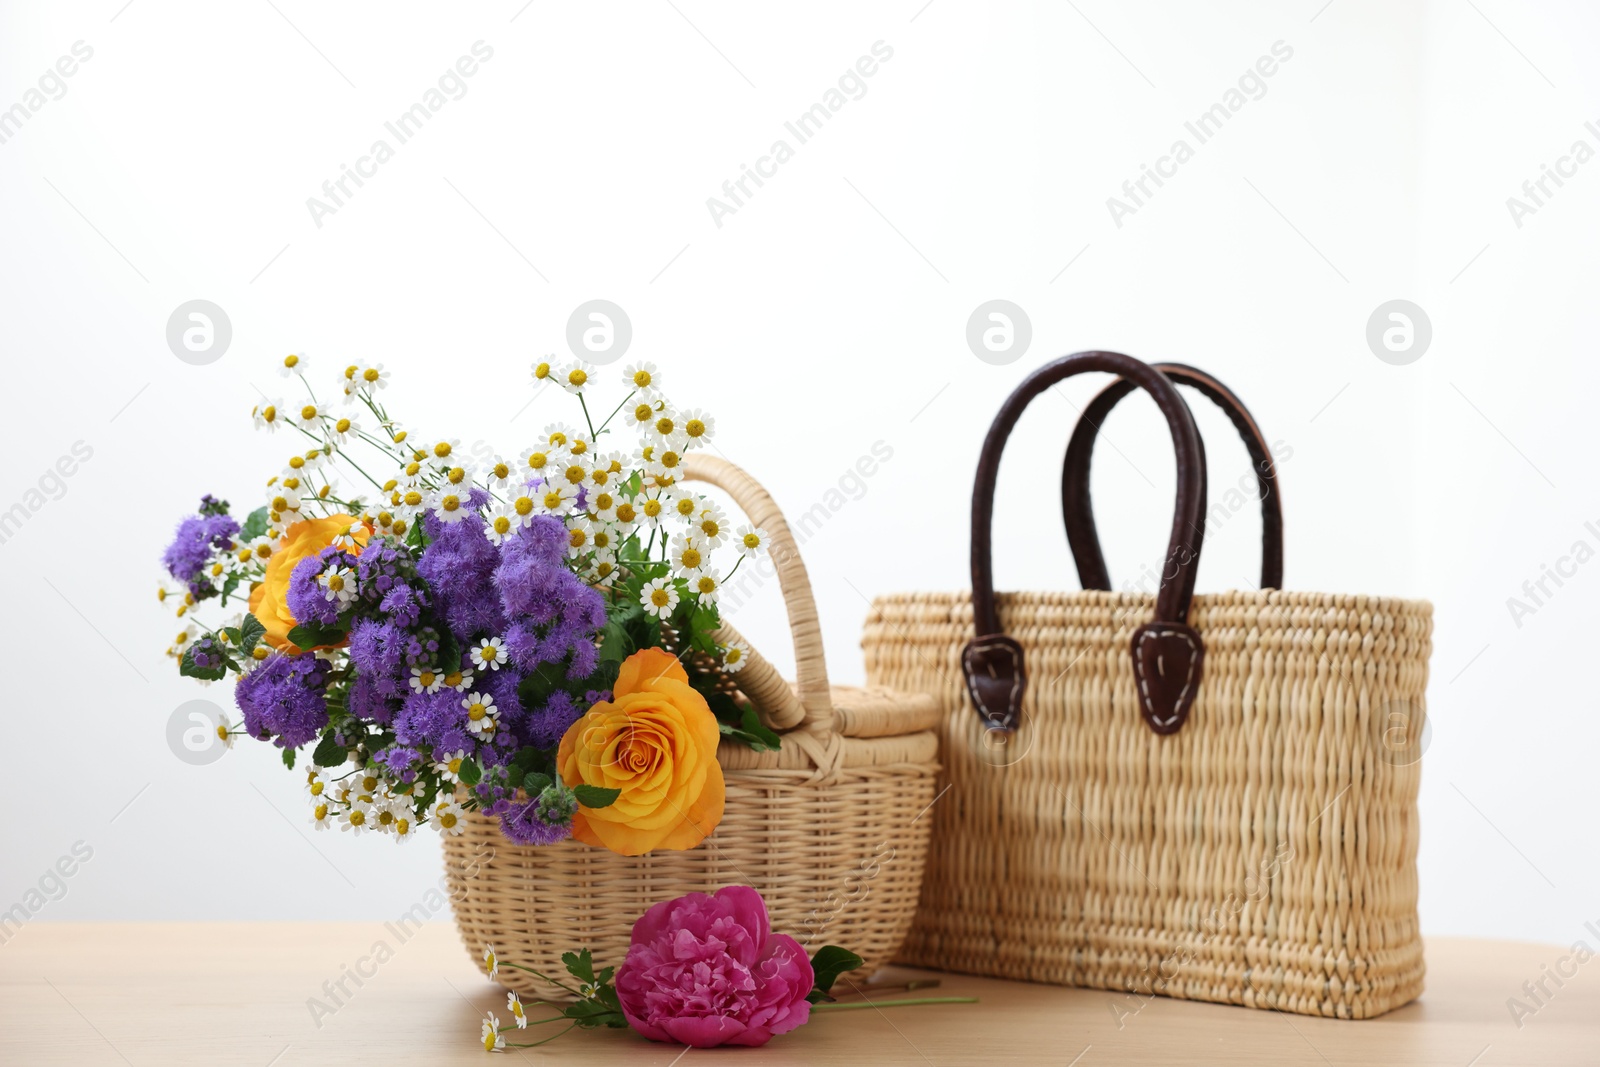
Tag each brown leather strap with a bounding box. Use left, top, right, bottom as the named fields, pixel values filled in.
left=966, top=352, right=1207, bottom=737
left=1062, top=363, right=1283, bottom=592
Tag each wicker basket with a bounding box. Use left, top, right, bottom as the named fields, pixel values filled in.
left=862, top=353, right=1431, bottom=1019
left=443, top=454, right=941, bottom=999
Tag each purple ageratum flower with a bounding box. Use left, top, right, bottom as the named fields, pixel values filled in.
left=355, top=537, right=428, bottom=628
left=394, top=686, right=473, bottom=756
left=348, top=672, right=399, bottom=726
left=523, top=688, right=585, bottom=749
left=615, top=886, right=815, bottom=1048
left=417, top=490, right=507, bottom=641
left=187, top=635, right=223, bottom=672
left=493, top=517, right=606, bottom=675
left=347, top=619, right=409, bottom=698
left=374, top=745, right=422, bottom=783
left=162, top=506, right=240, bottom=598
left=234, top=653, right=330, bottom=749
left=286, top=546, right=358, bottom=628
left=498, top=784, right=575, bottom=846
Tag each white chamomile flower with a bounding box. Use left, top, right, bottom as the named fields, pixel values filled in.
left=590, top=551, right=619, bottom=587
left=339, top=361, right=363, bottom=399
left=647, top=440, right=686, bottom=481
left=277, top=352, right=307, bottom=378
left=611, top=496, right=640, bottom=531
left=307, top=769, right=333, bottom=799
left=292, top=401, right=327, bottom=430
left=623, top=360, right=659, bottom=394
left=339, top=800, right=374, bottom=835
left=462, top=691, right=500, bottom=738
left=214, top=714, right=236, bottom=750
left=669, top=534, right=708, bottom=576
left=409, top=665, right=444, bottom=694
left=442, top=665, right=475, bottom=692
left=722, top=639, right=751, bottom=674
left=504, top=491, right=538, bottom=528
left=433, top=750, right=468, bottom=783
left=483, top=943, right=499, bottom=979
left=436, top=800, right=466, bottom=837
left=554, top=457, right=591, bottom=490
left=356, top=362, right=390, bottom=394
left=635, top=493, right=668, bottom=531
left=371, top=799, right=401, bottom=835
left=557, top=361, right=592, bottom=395
left=565, top=431, right=594, bottom=459
left=431, top=490, right=471, bottom=524
left=649, top=406, right=679, bottom=440
left=483, top=456, right=514, bottom=491
left=586, top=452, right=625, bottom=490
left=624, top=394, right=663, bottom=432
left=691, top=501, right=730, bottom=547
left=588, top=522, right=618, bottom=555
left=439, top=463, right=475, bottom=498
left=253, top=399, right=286, bottom=432
left=482, top=1014, right=505, bottom=1053
left=531, top=357, right=556, bottom=387
left=425, top=438, right=462, bottom=469
left=679, top=407, right=716, bottom=449
left=471, top=636, right=508, bottom=671
left=485, top=510, right=519, bottom=545
left=519, top=443, right=563, bottom=481
left=311, top=800, right=334, bottom=831
left=735, top=524, right=769, bottom=558
left=542, top=423, right=579, bottom=451
left=640, top=577, right=680, bottom=619
left=506, top=991, right=527, bottom=1029
left=327, top=414, right=361, bottom=446
left=393, top=485, right=429, bottom=522
left=536, top=481, right=579, bottom=515
left=330, top=524, right=363, bottom=552
left=587, top=488, right=620, bottom=524
left=266, top=487, right=304, bottom=518
left=564, top=516, right=596, bottom=558
left=317, top=564, right=358, bottom=605
left=664, top=489, right=700, bottom=524
left=392, top=814, right=416, bottom=842
left=689, top=569, right=721, bottom=603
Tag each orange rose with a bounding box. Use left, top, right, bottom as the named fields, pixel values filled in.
left=248, top=514, right=368, bottom=652
left=557, top=648, right=726, bottom=856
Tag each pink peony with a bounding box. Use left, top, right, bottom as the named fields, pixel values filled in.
left=615, top=885, right=814, bottom=1047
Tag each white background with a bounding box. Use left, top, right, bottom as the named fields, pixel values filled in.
left=1, top=0, right=1594, bottom=948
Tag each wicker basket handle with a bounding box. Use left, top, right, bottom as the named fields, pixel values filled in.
left=967, top=351, right=1207, bottom=738
left=1062, top=363, right=1283, bottom=591
left=680, top=454, right=833, bottom=739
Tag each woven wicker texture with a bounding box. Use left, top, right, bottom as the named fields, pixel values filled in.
left=862, top=588, right=1431, bottom=1019
left=443, top=455, right=939, bottom=1000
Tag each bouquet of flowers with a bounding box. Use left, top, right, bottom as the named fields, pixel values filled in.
left=158, top=353, right=779, bottom=852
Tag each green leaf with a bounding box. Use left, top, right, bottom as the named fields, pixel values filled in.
left=562, top=948, right=596, bottom=984
left=572, top=784, right=621, bottom=809
left=740, top=707, right=782, bottom=751
left=458, top=757, right=482, bottom=787
left=806, top=945, right=865, bottom=1002
left=311, top=732, right=347, bottom=768
left=220, top=573, right=240, bottom=606
left=240, top=506, right=270, bottom=541
left=237, top=614, right=267, bottom=654
left=686, top=601, right=721, bottom=656
left=287, top=622, right=346, bottom=651
left=281, top=747, right=297, bottom=770
left=179, top=643, right=229, bottom=681
left=521, top=771, right=552, bottom=795
left=504, top=765, right=523, bottom=789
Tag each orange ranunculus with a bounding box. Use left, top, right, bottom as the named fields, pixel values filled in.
left=248, top=514, right=369, bottom=651
left=557, top=648, right=726, bottom=856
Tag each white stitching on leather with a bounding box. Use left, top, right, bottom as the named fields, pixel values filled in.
left=1134, top=625, right=1199, bottom=727
left=964, top=637, right=1022, bottom=725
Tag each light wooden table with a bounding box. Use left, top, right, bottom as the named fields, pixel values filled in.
left=2, top=924, right=1595, bottom=1065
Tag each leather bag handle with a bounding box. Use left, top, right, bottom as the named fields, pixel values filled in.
left=1062, top=363, right=1283, bottom=592
left=966, top=352, right=1207, bottom=738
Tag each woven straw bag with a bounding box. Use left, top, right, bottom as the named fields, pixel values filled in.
left=862, top=353, right=1431, bottom=1019
left=444, top=454, right=942, bottom=999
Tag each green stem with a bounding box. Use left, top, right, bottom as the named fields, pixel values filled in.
left=594, top=389, right=637, bottom=435
left=504, top=1022, right=577, bottom=1048
left=497, top=962, right=586, bottom=998
left=578, top=393, right=597, bottom=439
left=812, top=996, right=978, bottom=1011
